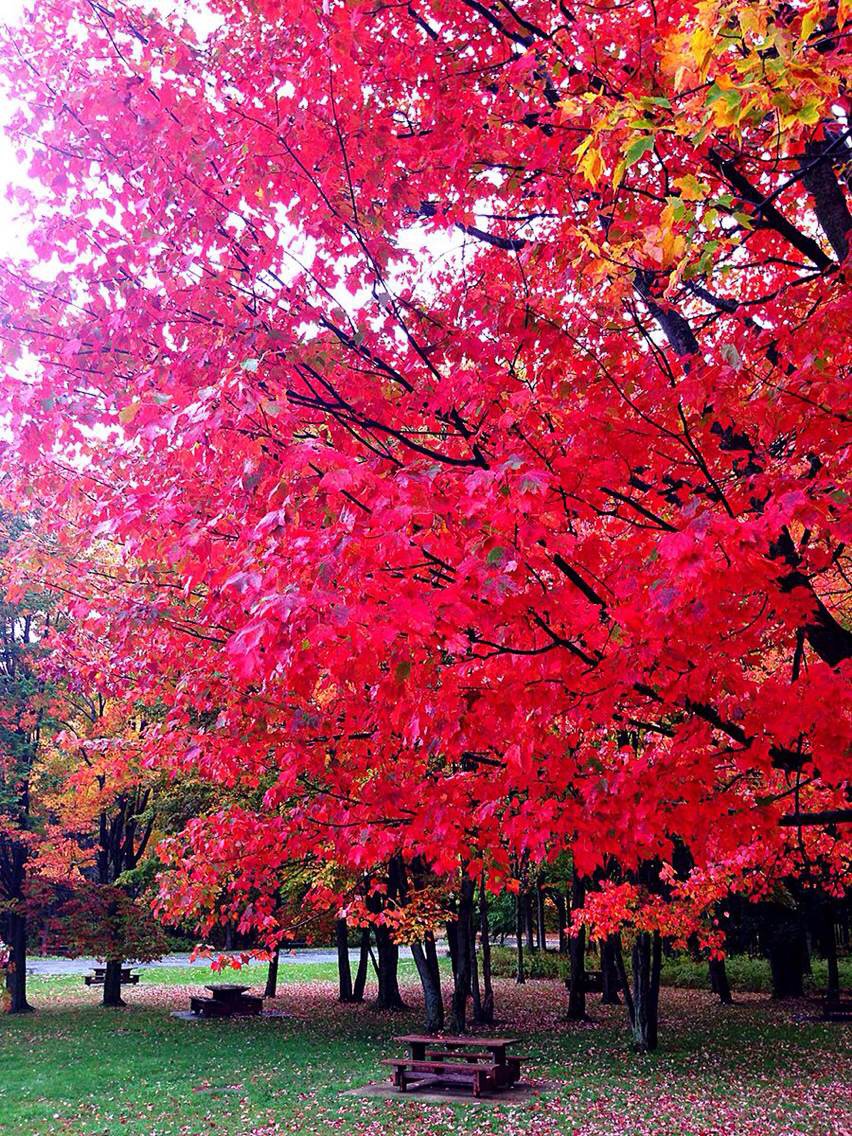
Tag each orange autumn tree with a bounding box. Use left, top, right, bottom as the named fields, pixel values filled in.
left=33, top=625, right=167, bottom=1006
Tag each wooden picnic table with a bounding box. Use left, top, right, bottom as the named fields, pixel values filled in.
left=205, top=983, right=250, bottom=1000
left=388, top=1035, right=524, bottom=1096
left=84, top=966, right=139, bottom=987
left=189, top=983, right=263, bottom=1018
left=394, top=1034, right=518, bottom=1062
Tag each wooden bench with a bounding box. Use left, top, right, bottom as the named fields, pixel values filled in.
left=232, top=994, right=263, bottom=1015
left=425, top=1049, right=525, bottom=1085
left=189, top=992, right=263, bottom=1018
left=189, top=995, right=231, bottom=1018
left=382, top=1058, right=499, bottom=1098
left=823, top=999, right=852, bottom=1021
left=425, top=1049, right=492, bottom=1062
left=565, top=970, right=604, bottom=993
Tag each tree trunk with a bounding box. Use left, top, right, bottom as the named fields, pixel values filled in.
left=424, top=933, right=441, bottom=987
left=469, top=905, right=483, bottom=1024
left=553, top=891, right=568, bottom=954
left=536, top=884, right=547, bottom=951
left=566, top=878, right=586, bottom=1020
left=613, top=933, right=635, bottom=1025
left=814, top=901, right=840, bottom=1006
left=265, top=948, right=280, bottom=999
left=449, top=875, right=475, bottom=1032
left=335, top=919, right=353, bottom=1002
left=479, top=878, right=495, bottom=1023
left=524, top=891, right=535, bottom=951
left=515, top=891, right=525, bottom=984
left=825, top=921, right=840, bottom=1007
left=352, top=928, right=370, bottom=1002
left=374, top=923, right=404, bottom=1010
left=630, top=931, right=662, bottom=1052
left=411, top=939, right=444, bottom=1032
left=102, top=958, right=126, bottom=1008
left=5, top=910, right=33, bottom=1014
left=765, top=910, right=807, bottom=999
left=709, top=957, right=732, bottom=1004
left=601, top=934, right=622, bottom=1004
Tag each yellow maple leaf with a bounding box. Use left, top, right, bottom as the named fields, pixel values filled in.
left=673, top=174, right=709, bottom=201
left=690, top=25, right=716, bottom=75
left=800, top=2, right=822, bottom=42
left=574, top=136, right=605, bottom=186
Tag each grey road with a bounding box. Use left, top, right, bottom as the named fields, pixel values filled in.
left=27, top=947, right=414, bottom=976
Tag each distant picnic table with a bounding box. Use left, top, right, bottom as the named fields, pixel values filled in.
left=84, top=966, right=139, bottom=987
left=384, top=1034, right=524, bottom=1097
left=188, top=983, right=264, bottom=1018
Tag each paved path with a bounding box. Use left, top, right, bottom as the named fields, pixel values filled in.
left=27, top=946, right=414, bottom=976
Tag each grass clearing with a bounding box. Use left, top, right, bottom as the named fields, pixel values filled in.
left=1, top=966, right=849, bottom=1136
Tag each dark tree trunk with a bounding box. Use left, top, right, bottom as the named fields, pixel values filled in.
left=812, top=900, right=840, bottom=1006
left=352, top=928, right=370, bottom=1002
left=709, top=957, right=733, bottom=1004
left=566, top=877, right=586, bottom=1020
left=824, top=918, right=840, bottom=1007
left=800, top=133, right=852, bottom=261
left=335, top=919, right=353, bottom=1002
left=613, top=934, right=635, bottom=1024
left=469, top=916, right=483, bottom=1024
left=102, top=958, right=126, bottom=1008
left=479, top=878, right=495, bottom=1023
left=536, top=884, right=547, bottom=951
left=765, top=910, right=807, bottom=999
left=411, top=939, right=444, bottom=1033
left=5, top=910, right=33, bottom=1014
left=553, top=891, right=568, bottom=954
left=374, top=923, right=405, bottom=1010
left=601, top=934, right=622, bottom=1004
left=368, top=857, right=405, bottom=1011
left=265, top=948, right=280, bottom=999
left=424, top=933, right=441, bottom=989
left=629, top=931, right=662, bottom=1052
left=515, top=891, right=525, bottom=984
left=448, top=875, right=476, bottom=1032
left=524, top=891, right=535, bottom=951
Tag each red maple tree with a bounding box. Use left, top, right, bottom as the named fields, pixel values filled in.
left=0, top=0, right=848, bottom=1045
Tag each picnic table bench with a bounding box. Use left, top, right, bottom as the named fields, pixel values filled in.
left=823, top=998, right=852, bottom=1021
left=188, top=983, right=264, bottom=1018
left=387, top=1035, right=523, bottom=1097
left=84, top=966, right=139, bottom=987
left=564, top=969, right=604, bottom=993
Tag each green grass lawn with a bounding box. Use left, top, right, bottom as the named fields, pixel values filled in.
left=1, top=966, right=849, bottom=1136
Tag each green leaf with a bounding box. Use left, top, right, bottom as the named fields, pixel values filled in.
left=487, top=546, right=506, bottom=565
left=623, top=136, right=655, bottom=168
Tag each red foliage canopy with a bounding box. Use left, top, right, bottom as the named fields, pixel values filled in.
left=0, top=0, right=848, bottom=934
